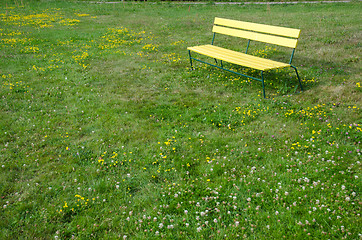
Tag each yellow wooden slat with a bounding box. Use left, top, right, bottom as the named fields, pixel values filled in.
left=208, top=46, right=288, bottom=70
left=188, top=45, right=266, bottom=70
left=188, top=45, right=290, bottom=71
left=214, top=17, right=300, bottom=39
left=212, top=25, right=298, bottom=48
left=193, top=45, right=284, bottom=69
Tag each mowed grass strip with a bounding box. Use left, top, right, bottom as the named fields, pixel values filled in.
left=0, top=1, right=360, bottom=239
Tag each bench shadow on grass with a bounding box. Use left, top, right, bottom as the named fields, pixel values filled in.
left=225, top=51, right=355, bottom=98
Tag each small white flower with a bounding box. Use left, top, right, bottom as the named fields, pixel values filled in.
left=159, top=223, right=164, bottom=228
left=345, top=197, right=350, bottom=201
left=213, top=218, right=217, bottom=223
left=275, top=211, right=279, bottom=215
left=197, top=227, right=202, bottom=232
left=184, top=210, right=188, bottom=214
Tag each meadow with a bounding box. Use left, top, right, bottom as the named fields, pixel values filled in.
left=0, top=1, right=361, bottom=239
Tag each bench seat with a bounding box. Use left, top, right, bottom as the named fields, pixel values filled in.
left=187, top=44, right=290, bottom=71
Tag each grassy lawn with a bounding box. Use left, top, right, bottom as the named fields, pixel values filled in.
left=0, top=1, right=361, bottom=239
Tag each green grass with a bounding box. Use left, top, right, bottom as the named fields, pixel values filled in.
left=0, top=1, right=361, bottom=239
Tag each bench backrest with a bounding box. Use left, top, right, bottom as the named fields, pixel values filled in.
left=212, top=17, right=300, bottom=49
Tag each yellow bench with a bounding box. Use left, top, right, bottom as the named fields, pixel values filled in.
left=187, top=17, right=304, bottom=98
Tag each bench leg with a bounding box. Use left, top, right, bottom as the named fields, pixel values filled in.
left=213, top=59, right=224, bottom=68
left=188, top=50, right=194, bottom=70
left=291, top=65, right=303, bottom=91
left=261, top=71, right=266, bottom=98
